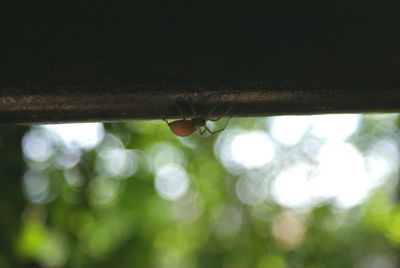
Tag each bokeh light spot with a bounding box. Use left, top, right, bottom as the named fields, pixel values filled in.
left=230, top=132, right=275, bottom=169
left=236, top=173, right=269, bottom=205
left=155, top=165, right=189, bottom=201
left=40, top=232, right=69, bottom=267
left=366, top=139, right=399, bottom=182
left=172, top=192, right=204, bottom=223
left=64, top=168, right=85, bottom=187
left=211, top=205, right=243, bottom=239
left=316, top=141, right=371, bottom=208
left=23, top=170, right=50, bottom=204
left=272, top=211, right=305, bottom=251
left=43, top=123, right=104, bottom=150
left=54, top=145, right=81, bottom=170
left=310, top=114, right=361, bottom=141
left=147, top=143, right=186, bottom=171
left=89, top=176, right=120, bottom=205
left=269, top=116, right=311, bottom=146
left=97, top=148, right=139, bottom=179
left=272, top=163, right=315, bottom=209
left=22, top=129, right=54, bottom=162
left=215, top=130, right=275, bottom=172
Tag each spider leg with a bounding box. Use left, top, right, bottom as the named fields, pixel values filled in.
left=206, top=93, right=239, bottom=121
left=162, top=118, right=170, bottom=125
left=187, top=97, right=197, bottom=117
left=199, top=127, right=206, bottom=135
left=164, top=98, right=185, bottom=121
left=174, top=102, right=185, bottom=118
left=207, top=102, right=218, bottom=118
left=208, top=117, right=222, bottom=122
left=205, top=116, right=232, bottom=134
left=219, top=94, right=239, bottom=118
left=206, top=95, right=222, bottom=119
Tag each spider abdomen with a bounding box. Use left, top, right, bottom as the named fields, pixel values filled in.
left=168, top=120, right=196, bottom=137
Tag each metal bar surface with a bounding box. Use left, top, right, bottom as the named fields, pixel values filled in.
left=1, top=87, right=400, bottom=124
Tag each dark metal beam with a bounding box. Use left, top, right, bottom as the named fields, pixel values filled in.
left=1, top=0, right=400, bottom=124
left=2, top=87, right=400, bottom=124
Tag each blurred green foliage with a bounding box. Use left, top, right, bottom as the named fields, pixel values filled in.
left=1, top=115, right=400, bottom=268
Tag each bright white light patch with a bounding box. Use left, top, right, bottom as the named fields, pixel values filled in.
left=316, top=141, right=372, bottom=208
left=155, top=165, right=189, bottom=201
left=310, top=114, right=360, bottom=141
left=43, top=123, right=104, bottom=150
left=366, top=140, right=399, bottom=182
left=271, top=141, right=383, bottom=209
left=230, top=132, right=275, bottom=169
left=272, top=163, right=314, bottom=209
left=216, top=114, right=394, bottom=210
left=269, top=116, right=311, bottom=146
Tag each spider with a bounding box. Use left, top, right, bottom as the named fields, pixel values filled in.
left=163, top=97, right=234, bottom=137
